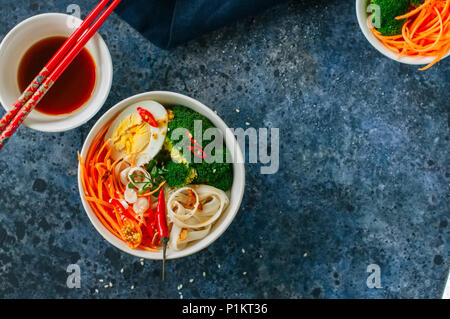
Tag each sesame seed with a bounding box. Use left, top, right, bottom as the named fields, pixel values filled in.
left=120, top=268, right=124, bottom=273
left=202, top=272, right=206, bottom=277
left=189, top=279, right=194, bottom=283
left=236, top=109, right=240, bottom=113
left=241, top=248, right=246, bottom=254
left=104, top=284, right=109, bottom=289
left=243, top=272, right=247, bottom=275
left=140, top=261, right=144, bottom=266
left=109, top=282, right=113, bottom=287
left=245, top=122, right=250, bottom=126
left=303, top=253, right=308, bottom=257
left=99, top=279, right=104, bottom=283
left=217, top=264, right=221, bottom=269
left=180, top=294, right=184, bottom=299
left=177, top=284, right=183, bottom=290
left=130, top=285, right=135, bottom=290
left=94, top=289, right=99, bottom=294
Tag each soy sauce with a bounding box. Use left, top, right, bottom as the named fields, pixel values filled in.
left=17, top=36, right=96, bottom=116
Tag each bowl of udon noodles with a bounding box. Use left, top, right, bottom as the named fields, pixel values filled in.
left=78, top=91, right=245, bottom=259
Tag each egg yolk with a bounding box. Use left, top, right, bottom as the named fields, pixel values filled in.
left=111, top=113, right=151, bottom=155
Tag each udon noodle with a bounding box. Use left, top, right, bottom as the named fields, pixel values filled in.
left=167, top=185, right=230, bottom=251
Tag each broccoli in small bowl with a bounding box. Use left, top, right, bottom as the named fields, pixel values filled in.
left=410, top=0, right=424, bottom=8
left=369, top=0, right=410, bottom=36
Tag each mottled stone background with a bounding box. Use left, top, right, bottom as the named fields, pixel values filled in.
left=0, top=0, right=448, bottom=298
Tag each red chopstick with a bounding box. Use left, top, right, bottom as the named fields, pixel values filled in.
left=0, top=0, right=122, bottom=150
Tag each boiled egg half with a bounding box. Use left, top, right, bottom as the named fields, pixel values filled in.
left=105, top=100, right=168, bottom=167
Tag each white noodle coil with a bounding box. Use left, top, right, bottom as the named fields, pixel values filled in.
left=167, top=185, right=229, bottom=251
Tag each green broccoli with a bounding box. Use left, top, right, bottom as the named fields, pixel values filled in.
left=164, top=105, right=215, bottom=164
left=370, top=0, right=410, bottom=36
left=163, top=105, right=234, bottom=191
left=162, top=161, right=197, bottom=188
left=410, top=0, right=424, bottom=8
left=194, top=148, right=233, bottom=191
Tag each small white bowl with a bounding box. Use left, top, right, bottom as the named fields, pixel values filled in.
left=0, top=13, right=113, bottom=132
left=356, top=0, right=450, bottom=66
left=78, top=91, right=246, bottom=260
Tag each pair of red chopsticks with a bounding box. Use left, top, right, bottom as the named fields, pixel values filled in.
left=0, top=0, right=122, bottom=150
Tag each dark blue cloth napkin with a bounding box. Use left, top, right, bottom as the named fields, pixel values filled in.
left=115, top=0, right=286, bottom=49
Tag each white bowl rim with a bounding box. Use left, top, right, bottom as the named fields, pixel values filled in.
left=0, top=13, right=113, bottom=132
left=355, top=0, right=450, bottom=65
left=78, top=91, right=246, bottom=260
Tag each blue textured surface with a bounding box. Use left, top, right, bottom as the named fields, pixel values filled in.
left=0, top=0, right=448, bottom=298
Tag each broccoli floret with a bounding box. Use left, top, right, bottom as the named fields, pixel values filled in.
left=162, top=161, right=197, bottom=188
left=194, top=148, right=233, bottom=191
left=410, top=0, right=424, bottom=7
left=195, top=161, right=233, bottom=191
left=163, top=105, right=233, bottom=191
left=370, top=0, right=410, bottom=36
left=164, top=105, right=214, bottom=164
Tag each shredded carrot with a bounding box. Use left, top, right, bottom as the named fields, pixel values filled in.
left=106, top=176, right=115, bottom=199
left=371, top=0, right=450, bottom=70
left=78, top=120, right=162, bottom=252
left=396, top=0, right=433, bottom=20
left=97, top=177, right=104, bottom=201
left=85, top=196, right=113, bottom=208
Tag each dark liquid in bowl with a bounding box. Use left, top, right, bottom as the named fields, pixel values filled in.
left=17, top=36, right=96, bottom=116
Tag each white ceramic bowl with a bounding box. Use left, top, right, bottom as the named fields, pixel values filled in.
left=0, top=13, right=113, bottom=132
left=356, top=0, right=450, bottom=65
left=78, top=91, right=246, bottom=260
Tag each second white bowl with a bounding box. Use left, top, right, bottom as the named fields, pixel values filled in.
left=355, top=0, right=450, bottom=66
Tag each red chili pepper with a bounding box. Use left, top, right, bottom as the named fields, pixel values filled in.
left=186, top=129, right=206, bottom=160
left=110, top=199, right=126, bottom=216
left=110, top=199, right=142, bottom=249
left=156, top=189, right=169, bottom=280
left=110, top=199, right=134, bottom=221
left=146, top=208, right=159, bottom=243
left=137, top=107, right=158, bottom=127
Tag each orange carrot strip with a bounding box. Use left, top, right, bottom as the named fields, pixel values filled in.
left=396, top=0, right=432, bottom=20
left=91, top=205, right=119, bottom=237
left=139, top=181, right=166, bottom=197
left=85, top=196, right=113, bottom=208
